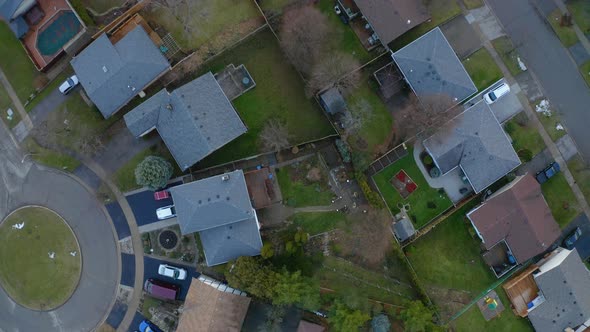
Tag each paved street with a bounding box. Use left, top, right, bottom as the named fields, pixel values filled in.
left=487, top=0, right=590, bottom=160
left=0, top=121, right=119, bottom=331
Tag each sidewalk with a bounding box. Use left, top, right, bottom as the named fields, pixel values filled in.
left=0, top=69, right=33, bottom=131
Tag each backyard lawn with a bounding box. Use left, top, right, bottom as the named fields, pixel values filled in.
left=345, top=79, right=394, bottom=155
left=112, top=142, right=181, bottom=193
left=491, top=36, right=524, bottom=77
left=567, top=0, right=590, bottom=33
left=372, top=148, right=453, bottom=228
left=143, top=0, right=261, bottom=50
left=290, top=212, right=348, bottom=236
left=0, top=22, right=37, bottom=103
left=504, top=113, right=545, bottom=160
left=22, top=138, right=81, bottom=171
left=568, top=155, right=590, bottom=205
left=391, top=0, right=462, bottom=50
left=276, top=156, right=334, bottom=207
left=462, top=48, right=503, bottom=91
left=547, top=9, right=579, bottom=47
left=195, top=28, right=334, bottom=167
left=541, top=172, right=580, bottom=228
left=452, top=286, right=533, bottom=332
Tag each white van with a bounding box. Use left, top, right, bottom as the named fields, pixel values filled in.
left=484, top=83, right=510, bottom=104
left=156, top=205, right=176, bottom=220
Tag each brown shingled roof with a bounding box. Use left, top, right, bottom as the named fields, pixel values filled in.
left=353, top=0, right=430, bottom=46
left=176, top=278, right=251, bottom=332
left=467, top=174, right=560, bottom=263
left=297, top=320, right=325, bottom=332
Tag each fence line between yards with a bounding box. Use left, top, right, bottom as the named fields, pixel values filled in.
left=319, top=287, right=406, bottom=309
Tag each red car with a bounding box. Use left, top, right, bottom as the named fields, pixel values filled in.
left=153, top=190, right=170, bottom=200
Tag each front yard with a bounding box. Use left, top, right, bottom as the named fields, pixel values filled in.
left=568, top=155, right=590, bottom=205
left=452, top=286, right=533, bottom=332
left=462, top=48, right=503, bottom=91
left=0, top=84, right=20, bottom=129
left=405, top=202, right=497, bottom=318
left=194, top=28, right=335, bottom=167
left=541, top=172, right=580, bottom=228
left=491, top=36, right=525, bottom=77
left=579, top=60, right=590, bottom=88
left=22, top=138, right=80, bottom=171
left=504, top=112, right=546, bottom=160
left=0, top=22, right=37, bottom=103
left=276, top=156, right=334, bottom=207
left=372, top=148, right=453, bottom=228
left=547, top=9, right=579, bottom=47
left=531, top=99, right=566, bottom=142
left=567, top=0, right=590, bottom=33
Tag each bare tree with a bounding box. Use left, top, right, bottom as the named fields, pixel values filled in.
left=306, top=52, right=361, bottom=96
left=395, top=93, right=464, bottom=140
left=259, top=119, right=291, bottom=152
left=279, top=5, right=333, bottom=76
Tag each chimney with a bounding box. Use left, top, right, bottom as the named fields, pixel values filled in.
left=221, top=174, right=230, bottom=181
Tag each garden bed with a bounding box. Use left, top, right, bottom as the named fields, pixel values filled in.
left=142, top=225, right=197, bottom=263
left=276, top=155, right=335, bottom=207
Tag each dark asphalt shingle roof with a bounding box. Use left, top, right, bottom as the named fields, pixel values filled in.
left=423, top=100, right=520, bottom=193
left=319, top=87, right=348, bottom=115
left=9, top=16, right=27, bottom=38
left=354, top=0, right=429, bottom=46
left=393, top=216, right=415, bottom=242
left=529, top=249, right=590, bottom=332
left=70, top=25, right=170, bottom=118
left=124, top=72, right=247, bottom=171
left=169, top=170, right=262, bottom=266
left=0, top=0, right=33, bottom=20
left=392, top=27, right=477, bottom=103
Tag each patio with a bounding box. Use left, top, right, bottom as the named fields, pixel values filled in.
left=413, top=141, right=473, bottom=204
left=214, top=64, right=256, bottom=100
left=373, top=62, right=404, bottom=100
left=482, top=240, right=518, bottom=278
left=502, top=265, right=542, bottom=317
left=244, top=167, right=281, bottom=209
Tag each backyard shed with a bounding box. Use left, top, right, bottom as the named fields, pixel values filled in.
left=319, top=87, right=348, bottom=115
left=393, top=215, right=415, bottom=242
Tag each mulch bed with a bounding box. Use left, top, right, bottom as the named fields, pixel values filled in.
left=389, top=169, right=417, bottom=199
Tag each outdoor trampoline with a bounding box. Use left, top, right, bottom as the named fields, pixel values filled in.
left=36, top=11, right=81, bottom=56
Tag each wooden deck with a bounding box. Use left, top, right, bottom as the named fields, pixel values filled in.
left=502, top=264, right=540, bottom=317
left=109, top=13, right=162, bottom=46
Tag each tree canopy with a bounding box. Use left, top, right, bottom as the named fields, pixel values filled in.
left=134, top=156, right=173, bottom=190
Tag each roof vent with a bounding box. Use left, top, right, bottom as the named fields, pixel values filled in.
left=102, top=66, right=108, bottom=73
left=166, top=104, right=173, bottom=111
left=407, top=19, right=411, bottom=24
left=221, top=174, right=230, bottom=181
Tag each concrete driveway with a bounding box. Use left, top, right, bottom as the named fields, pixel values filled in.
left=487, top=0, right=590, bottom=160
left=465, top=78, right=523, bottom=123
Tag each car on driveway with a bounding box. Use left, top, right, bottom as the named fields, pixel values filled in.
left=155, top=205, right=175, bottom=220
left=563, top=227, right=583, bottom=250
left=484, top=82, right=510, bottom=104
left=536, top=162, right=561, bottom=184
left=58, top=75, right=79, bottom=95
left=158, top=264, right=187, bottom=280
left=139, top=319, right=163, bottom=332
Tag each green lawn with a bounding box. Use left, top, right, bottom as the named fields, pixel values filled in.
left=541, top=172, right=580, bottom=228
left=491, top=36, right=524, bottom=77
left=345, top=80, right=393, bottom=155
left=405, top=202, right=495, bottom=294
left=81, top=0, right=125, bottom=14
left=25, top=71, right=71, bottom=112
left=504, top=113, right=546, bottom=160
left=141, top=296, right=162, bottom=320
left=0, top=207, right=81, bottom=310
left=316, top=256, right=417, bottom=306
left=391, top=0, right=462, bottom=50
left=532, top=100, right=566, bottom=141
left=567, top=0, right=590, bottom=33
left=112, top=143, right=181, bottom=193
left=462, top=48, right=503, bottom=91
left=579, top=60, right=590, bottom=88
left=373, top=148, right=453, bottom=228
left=290, top=212, right=348, bottom=235
left=318, top=0, right=374, bottom=64
left=0, top=22, right=37, bottom=103
left=22, top=138, right=81, bottom=171
left=258, top=0, right=297, bottom=13
left=547, top=9, right=579, bottom=47
left=143, top=0, right=261, bottom=50
left=0, top=84, right=20, bottom=129
left=568, top=155, right=590, bottom=205
left=195, top=28, right=334, bottom=167
left=276, top=157, right=334, bottom=207
left=462, top=0, right=484, bottom=9
left=452, top=287, right=533, bottom=332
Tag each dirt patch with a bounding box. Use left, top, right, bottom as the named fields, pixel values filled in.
left=306, top=167, right=322, bottom=182
left=427, top=285, right=473, bottom=320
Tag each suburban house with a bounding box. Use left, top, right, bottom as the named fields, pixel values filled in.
left=176, top=275, right=251, bottom=332
left=70, top=25, right=170, bottom=118
left=503, top=247, right=590, bottom=332
left=392, top=27, right=477, bottom=105
left=467, top=174, right=561, bottom=277
left=168, top=170, right=262, bottom=266
left=124, top=72, right=247, bottom=171
left=297, top=320, right=325, bottom=332
left=1, top=0, right=85, bottom=70
left=336, top=0, right=429, bottom=49
left=423, top=99, right=521, bottom=194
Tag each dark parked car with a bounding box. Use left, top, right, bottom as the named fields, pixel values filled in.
left=536, top=162, right=560, bottom=184
left=563, top=227, right=583, bottom=250
left=139, top=319, right=163, bottom=332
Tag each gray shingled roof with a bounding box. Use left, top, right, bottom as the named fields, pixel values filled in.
left=0, top=0, right=33, bottom=20
left=529, top=249, right=590, bottom=332
left=392, top=27, right=477, bottom=104
left=169, top=170, right=262, bottom=266
left=423, top=100, right=520, bottom=193
left=319, top=87, right=348, bottom=115
left=393, top=216, right=415, bottom=242
left=70, top=25, right=170, bottom=118
left=124, top=72, right=247, bottom=171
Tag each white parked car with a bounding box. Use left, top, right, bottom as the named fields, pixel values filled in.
left=156, top=205, right=176, bottom=220
left=58, top=75, right=79, bottom=95
left=158, top=264, right=187, bottom=280
left=484, top=83, right=510, bottom=104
